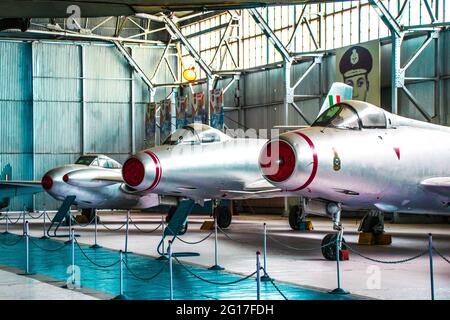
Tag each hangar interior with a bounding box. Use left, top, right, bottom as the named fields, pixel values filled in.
left=0, top=0, right=450, bottom=301
left=1, top=0, right=449, bottom=213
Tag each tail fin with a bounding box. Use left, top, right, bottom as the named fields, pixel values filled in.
left=317, top=83, right=353, bottom=119
left=1, top=164, right=12, bottom=181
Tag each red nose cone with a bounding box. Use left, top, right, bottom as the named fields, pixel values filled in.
left=41, top=175, right=53, bottom=190
left=259, top=140, right=296, bottom=182
left=122, top=157, right=145, bottom=187
left=62, top=174, right=69, bottom=183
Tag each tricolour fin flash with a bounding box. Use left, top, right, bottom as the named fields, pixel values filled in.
left=317, top=82, right=353, bottom=119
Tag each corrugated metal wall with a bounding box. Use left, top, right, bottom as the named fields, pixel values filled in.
left=0, top=40, right=175, bottom=210
left=220, top=31, right=450, bottom=132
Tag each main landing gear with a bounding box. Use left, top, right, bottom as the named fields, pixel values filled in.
left=213, top=205, right=232, bottom=229
left=166, top=206, right=188, bottom=235
left=358, top=210, right=392, bottom=245
left=321, top=203, right=348, bottom=261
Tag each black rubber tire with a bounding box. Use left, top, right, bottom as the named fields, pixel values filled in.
left=360, top=215, right=381, bottom=234
left=321, top=233, right=347, bottom=261
left=81, top=208, right=98, bottom=223
left=289, top=206, right=301, bottom=230
left=214, top=206, right=232, bottom=229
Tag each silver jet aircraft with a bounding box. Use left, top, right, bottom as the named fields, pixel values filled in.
left=259, top=99, right=450, bottom=259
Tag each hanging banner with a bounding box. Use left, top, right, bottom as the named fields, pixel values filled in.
left=144, top=102, right=156, bottom=148
left=192, top=92, right=207, bottom=124
left=336, top=40, right=380, bottom=106
left=209, top=88, right=224, bottom=130
left=176, top=96, right=189, bottom=129
left=159, top=99, right=172, bottom=144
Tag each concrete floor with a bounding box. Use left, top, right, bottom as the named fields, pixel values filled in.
left=2, top=212, right=450, bottom=300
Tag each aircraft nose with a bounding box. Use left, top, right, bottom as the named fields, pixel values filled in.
left=259, top=140, right=296, bottom=183
left=41, top=175, right=53, bottom=190
left=122, top=151, right=161, bottom=191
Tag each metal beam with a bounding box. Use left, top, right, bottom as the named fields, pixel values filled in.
left=402, top=31, right=439, bottom=71
left=401, top=86, right=432, bottom=122
left=369, top=0, right=403, bottom=37
left=287, top=5, right=307, bottom=51
left=163, top=15, right=213, bottom=78
left=113, top=40, right=154, bottom=90
left=248, top=8, right=292, bottom=63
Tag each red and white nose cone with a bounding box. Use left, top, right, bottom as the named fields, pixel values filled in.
left=41, top=175, right=53, bottom=190
left=122, top=157, right=145, bottom=187
left=259, top=140, right=296, bottom=183
left=122, top=151, right=162, bottom=191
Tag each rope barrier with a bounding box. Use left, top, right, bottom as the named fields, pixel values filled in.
left=99, top=221, right=127, bottom=232
left=346, top=244, right=428, bottom=264
left=7, top=215, right=22, bottom=225
left=266, top=233, right=335, bottom=251
left=175, top=230, right=215, bottom=245
left=261, top=267, right=288, bottom=300
left=129, top=218, right=163, bottom=234
left=74, top=239, right=121, bottom=268
left=433, top=247, right=450, bottom=265
left=72, top=215, right=96, bottom=228
left=30, top=238, right=67, bottom=252
left=26, top=211, right=46, bottom=220
left=0, top=235, right=24, bottom=247
left=174, top=256, right=258, bottom=285
left=123, top=259, right=168, bottom=281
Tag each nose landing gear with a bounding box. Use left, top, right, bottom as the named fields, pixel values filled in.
left=322, top=202, right=349, bottom=261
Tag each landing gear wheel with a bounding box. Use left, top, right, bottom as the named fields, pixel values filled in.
left=166, top=206, right=188, bottom=236
left=289, top=206, right=302, bottom=230
left=214, top=206, right=232, bottom=229
left=321, top=233, right=347, bottom=261
left=82, top=208, right=98, bottom=223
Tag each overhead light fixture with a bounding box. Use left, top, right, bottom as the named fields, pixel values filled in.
left=183, top=67, right=197, bottom=82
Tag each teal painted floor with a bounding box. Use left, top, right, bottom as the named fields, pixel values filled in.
left=0, top=233, right=353, bottom=300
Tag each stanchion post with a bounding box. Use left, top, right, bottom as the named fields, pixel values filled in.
left=256, top=251, right=261, bottom=300
left=90, top=210, right=101, bottom=249
left=261, top=223, right=270, bottom=282
left=124, top=210, right=132, bottom=254
left=20, top=221, right=34, bottom=276
left=169, top=240, right=174, bottom=300
left=208, top=216, right=224, bottom=271
left=40, top=207, right=49, bottom=240
left=428, top=233, right=435, bottom=300
left=4, top=210, right=9, bottom=234
left=113, top=250, right=127, bottom=300
left=157, top=215, right=167, bottom=261
left=22, top=206, right=26, bottom=235
left=71, top=228, right=75, bottom=281
left=329, top=230, right=349, bottom=295
left=64, top=210, right=73, bottom=244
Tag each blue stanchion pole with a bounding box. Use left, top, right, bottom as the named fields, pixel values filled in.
left=428, top=233, right=435, bottom=300
left=261, top=223, right=270, bottom=282
left=169, top=240, right=174, bottom=300
left=256, top=251, right=261, bottom=300
left=124, top=210, right=132, bottom=254
left=90, top=210, right=101, bottom=249
left=3, top=211, right=9, bottom=234
left=329, top=231, right=349, bottom=295
left=113, top=250, right=128, bottom=300
left=20, top=221, right=34, bottom=276
left=40, top=209, right=49, bottom=240
left=209, top=216, right=224, bottom=271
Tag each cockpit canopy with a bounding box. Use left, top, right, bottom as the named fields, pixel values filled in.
left=312, top=101, right=387, bottom=130
left=75, top=155, right=122, bottom=169
left=163, top=123, right=231, bottom=146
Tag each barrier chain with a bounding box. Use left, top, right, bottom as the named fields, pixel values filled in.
left=173, top=256, right=258, bottom=286
left=99, top=220, right=127, bottom=232
left=433, top=247, right=450, bottom=264
left=74, top=238, right=121, bottom=268
left=0, top=235, right=24, bottom=247
left=175, top=229, right=214, bottom=245
left=346, top=243, right=428, bottom=264
left=123, top=259, right=169, bottom=282
left=266, top=233, right=335, bottom=251
left=260, top=267, right=288, bottom=300
left=129, top=218, right=163, bottom=234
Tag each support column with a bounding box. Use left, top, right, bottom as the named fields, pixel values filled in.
left=391, top=32, right=403, bottom=115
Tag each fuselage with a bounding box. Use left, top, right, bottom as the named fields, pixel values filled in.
left=260, top=101, right=450, bottom=215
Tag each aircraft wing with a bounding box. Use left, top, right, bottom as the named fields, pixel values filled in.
left=93, top=176, right=124, bottom=183
left=420, top=177, right=450, bottom=197
left=0, top=181, right=43, bottom=197
left=220, top=179, right=281, bottom=195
